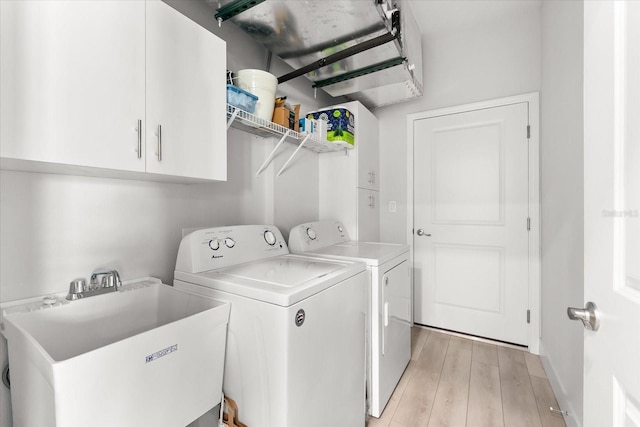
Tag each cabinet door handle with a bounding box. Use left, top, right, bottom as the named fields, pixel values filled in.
left=371, top=170, right=375, bottom=184
left=368, top=171, right=373, bottom=184
left=137, top=119, right=142, bottom=159
left=368, top=194, right=375, bottom=208
left=157, top=124, right=162, bottom=161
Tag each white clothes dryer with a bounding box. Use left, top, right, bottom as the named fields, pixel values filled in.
left=288, top=220, right=411, bottom=418
left=174, top=225, right=367, bottom=427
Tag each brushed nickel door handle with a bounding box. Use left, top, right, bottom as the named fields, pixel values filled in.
left=567, top=301, right=599, bottom=331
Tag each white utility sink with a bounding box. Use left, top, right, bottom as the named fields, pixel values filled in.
left=0, top=278, right=230, bottom=427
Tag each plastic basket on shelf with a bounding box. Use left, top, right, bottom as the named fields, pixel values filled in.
left=226, top=84, right=258, bottom=114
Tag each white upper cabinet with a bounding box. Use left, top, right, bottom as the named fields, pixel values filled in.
left=0, top=1, right=146, bottom=172
left=146, top=1, right=226, bottom=181
left=0, top=1, right=226, bottom=182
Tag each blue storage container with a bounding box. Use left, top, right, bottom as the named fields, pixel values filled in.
left=227, top=84, right=258, bottom=114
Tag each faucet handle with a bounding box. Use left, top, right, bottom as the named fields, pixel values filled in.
left=66, top=278, right=86, bottom=300
left=89, top=274, right=100, bottom=286
left=70, top=278, right=86, bottom=293
left=101, top=275, right=115, bottom=288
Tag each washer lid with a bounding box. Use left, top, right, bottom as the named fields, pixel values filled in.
left=220, top=256, right=343, bottom=286
left=304, top=241, right=409, bottom=267
left=174, top=254, right=365, bottom=307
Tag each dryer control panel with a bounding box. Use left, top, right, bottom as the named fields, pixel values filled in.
left=288, top=220, right=350, bottom=252
left=175, top=225, right=288, bottom=273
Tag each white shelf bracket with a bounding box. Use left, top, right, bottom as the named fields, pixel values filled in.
left=277, top=134, right=312, bottom=177
left=227, top=108, right=239, bottom=129
left=256, top=129, right=291, bottom=177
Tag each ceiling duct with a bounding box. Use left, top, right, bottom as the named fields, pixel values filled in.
left=212, top=0, right=423, bottom=109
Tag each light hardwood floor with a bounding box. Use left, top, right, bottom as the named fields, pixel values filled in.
left=367, top=327, right=566, bottom=427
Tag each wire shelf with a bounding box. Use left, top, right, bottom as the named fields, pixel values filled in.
left=226, top=104, right=352, bottom=154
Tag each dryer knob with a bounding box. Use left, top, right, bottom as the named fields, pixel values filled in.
left=208, top=239, right=220, bottom=250
left=224, top=237, right=236, bottom=248
left=264, top=230, right=277, bottom=246
left=337, top=225, right=343, bottom=233
left=306, top=227, right=317, bottom=240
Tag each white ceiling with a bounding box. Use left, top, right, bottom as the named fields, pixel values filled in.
left=406, top=0, right=542, bottom=36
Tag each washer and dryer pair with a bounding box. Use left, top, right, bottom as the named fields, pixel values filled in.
left=173, top=221, right=411, bottom=426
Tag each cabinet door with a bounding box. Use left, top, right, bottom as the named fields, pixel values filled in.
left=356, top=104, right=380, bottom=191
left=146, top=1, right=226, bottom=181
left=319, top=150, right=358, bottom=237
left=357, top=188, right=380, bottom=241
left=0, top=1, right=145, bottom=171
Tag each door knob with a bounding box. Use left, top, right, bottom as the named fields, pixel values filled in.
left=567, top=301, right=599, bottom=331
left=416, top=229, right=431, bottom=237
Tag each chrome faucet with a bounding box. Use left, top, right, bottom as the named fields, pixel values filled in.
left=66, top=269, right=122, bottom=301
left=89, top=269, right=122, bottom=290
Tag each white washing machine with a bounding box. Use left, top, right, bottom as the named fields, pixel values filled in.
left=288, top=220, right=411, bottom=418
left=174, top=225, right=367, bottom=427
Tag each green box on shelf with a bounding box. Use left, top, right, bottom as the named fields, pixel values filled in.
left=305, top=107, right=355, bottom=146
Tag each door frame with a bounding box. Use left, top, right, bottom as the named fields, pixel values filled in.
left=406, top=92, right=541, bottom=353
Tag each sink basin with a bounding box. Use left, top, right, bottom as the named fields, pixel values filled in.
left=1, top=278, right=230, bottom=427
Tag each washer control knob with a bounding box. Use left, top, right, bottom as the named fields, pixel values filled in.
left=208, top=239, right=220, bottom=250
left=264, top=230, right=277, bottom=246
left=224, top=237, right=236, bottom=248
left=306, top=227, right=317, bottom=240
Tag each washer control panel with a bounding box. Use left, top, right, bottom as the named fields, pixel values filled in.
left=288, top=220, right=350, bottom=253
left=175, top=225, right=288, bottom=273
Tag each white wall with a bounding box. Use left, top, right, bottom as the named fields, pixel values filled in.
left=0, top=132, right=270, bottom=300
left=539, top=2, right=584, bottom=426
left=376, top=7, right=541, bottom=243
left=0, top=1, right=335, bottom=425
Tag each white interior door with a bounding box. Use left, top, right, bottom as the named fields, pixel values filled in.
left=582, top=2, right=640, bottom=425
left=413, top=102, right=530, bottom=345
